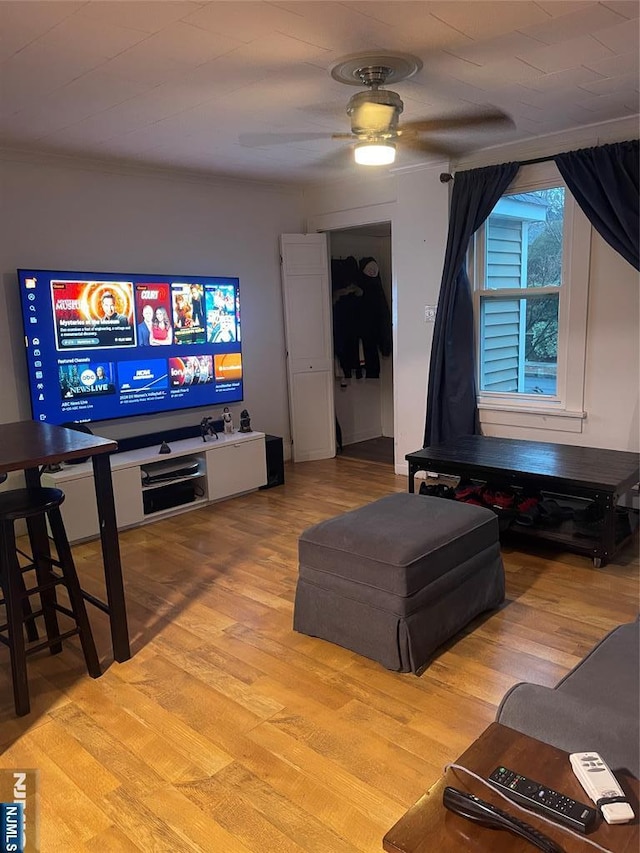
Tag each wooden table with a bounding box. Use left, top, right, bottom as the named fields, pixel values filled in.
left=0, top=420, right=130, bottom=662
left=384, top=723, right=639, bottom=853
left=406, top=436, right=639, bottom=566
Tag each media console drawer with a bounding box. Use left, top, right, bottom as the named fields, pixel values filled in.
left=207, top=437, right=266, bottom=500
left=42, top=431, right=268, bottom=542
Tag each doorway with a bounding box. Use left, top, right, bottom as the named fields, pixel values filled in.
left=328, top=223, right=394, bottom=466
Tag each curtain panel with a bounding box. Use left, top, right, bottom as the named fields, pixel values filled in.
left=554, top=140, right=639, bottom=271
left=424, top=162, right=519, bottom=447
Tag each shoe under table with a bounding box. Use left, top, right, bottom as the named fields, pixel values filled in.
left=293, top=493, right=505, bottom=674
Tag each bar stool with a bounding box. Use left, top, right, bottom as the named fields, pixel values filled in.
left=0, top=484, right=101, bottom=716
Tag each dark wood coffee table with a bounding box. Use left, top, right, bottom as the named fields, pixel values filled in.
left=383, top=723, right=638, bottom=853
left=406, top=436, right=639, bottom=566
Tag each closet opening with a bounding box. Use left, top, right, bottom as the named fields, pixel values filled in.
left=328, top=223, right=394, bottom=466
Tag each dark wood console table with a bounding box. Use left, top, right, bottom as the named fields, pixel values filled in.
left=0, top=420, right=130, bottom=661
left=406, top=436, right=639, bottom=567
left=383, top=723, right=639, bottom=853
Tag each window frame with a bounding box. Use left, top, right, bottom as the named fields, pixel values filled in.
left=469, top=162, right=590, bottom=430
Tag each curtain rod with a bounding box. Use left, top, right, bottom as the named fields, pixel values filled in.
left=439, top=153, right=554, bottom=183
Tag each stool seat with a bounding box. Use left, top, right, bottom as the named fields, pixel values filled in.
left=294, top=493, right=505, bottom=674
left=0, top=487, right=65, bottom=521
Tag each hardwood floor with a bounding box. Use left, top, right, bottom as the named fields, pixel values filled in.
left=340, top=437, right=394, bottom=465
left=1, top=457, right=638, bottom=852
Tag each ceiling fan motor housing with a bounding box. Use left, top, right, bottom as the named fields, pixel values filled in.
left=347, top=89, right=403, bottom=136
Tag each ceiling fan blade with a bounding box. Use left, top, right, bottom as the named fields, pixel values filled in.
left=351, top=101, right=397, bottom=132
left=398, top=136, right=461, bottom=158
left=310, top=147, right=356, bottom=170
left=331, top=133, right=356, bottom=140
left=238, top=132, right=335, bottom=147
left=400, top=109, right=513, bottom=134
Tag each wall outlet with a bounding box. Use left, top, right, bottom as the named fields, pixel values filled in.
left=424, top=305, right=437, bottom=322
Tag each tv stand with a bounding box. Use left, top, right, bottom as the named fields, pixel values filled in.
left=41, top=431, right=267, bottom=543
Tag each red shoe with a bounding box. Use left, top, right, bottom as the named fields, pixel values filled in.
left=455, top=479, right=482, bottom=501
left=515, top=493, right=542, bottom=526
left=459, top=495, right=486, bottom=507
left=481, top=487, right=516, bottom=510
left=516, top=494, right=539, bottom=514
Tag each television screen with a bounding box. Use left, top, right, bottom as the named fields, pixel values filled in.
left=18, top=268, right=243, bottom=425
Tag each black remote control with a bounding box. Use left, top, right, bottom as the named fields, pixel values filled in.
left=489, top=766, right=597, bottom=832
left=443, top=787, right=564, bottom=853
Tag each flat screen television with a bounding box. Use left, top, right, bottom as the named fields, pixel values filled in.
left=18, top=268, right=243, bottom=426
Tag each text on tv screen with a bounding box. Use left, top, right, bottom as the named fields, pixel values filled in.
left=18, top=269, right=243, bottom=426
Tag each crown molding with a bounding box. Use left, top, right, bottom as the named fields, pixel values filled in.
left=452, top=115, right=639, bottom=171
left=0, top=145, right=303, bottom=197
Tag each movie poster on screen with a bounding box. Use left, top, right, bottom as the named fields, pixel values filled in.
left=51, top=280, right=135, bottom=350
left=205, top=285, right=237, bottom=344
left=134, top=283, right=173, bottom=347
left=169, top=355, right=214, bottom=387
left=171, top=282, right=206, bottom=345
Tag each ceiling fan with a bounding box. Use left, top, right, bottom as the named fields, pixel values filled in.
left=238, top=52, right=513, bottom=167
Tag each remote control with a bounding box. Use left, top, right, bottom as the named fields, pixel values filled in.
left=489, top=766, right=597, bottom=832
left=443, top=787, right=564, bottom=853
left=569, top=752, right=634, bottom=825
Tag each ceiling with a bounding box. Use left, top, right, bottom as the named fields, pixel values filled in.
left=0, top=1, right=638, bottom=185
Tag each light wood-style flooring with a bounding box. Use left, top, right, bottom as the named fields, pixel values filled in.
left=0, top=457, right=638, bottom=852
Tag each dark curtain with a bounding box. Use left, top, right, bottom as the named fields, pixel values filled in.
left=424, top=162, right=520, bottom=447
left=554, top=140, right=639, bottom=271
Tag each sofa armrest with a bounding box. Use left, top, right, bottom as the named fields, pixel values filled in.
left=497, top=683, right=639, bottom=778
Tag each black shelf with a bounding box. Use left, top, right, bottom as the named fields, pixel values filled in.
left=408, top=436, right=639, bottom=567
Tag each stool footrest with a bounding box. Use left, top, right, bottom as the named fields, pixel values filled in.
left=0, top=626, right=80, bottom=653
left=24, top=575, right=65, bottom=597
left=82, top=589, right=110, bottom=615
left=25, top=627, right=80, bottom=656
left=54, top=603, right=74, bottom=620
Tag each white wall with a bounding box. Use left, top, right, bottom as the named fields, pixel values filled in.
left=0, top=151, right=304, bottom=454
left=304, top=116, right=640, bottom=470
left=305, top=166, right=450, bottom=474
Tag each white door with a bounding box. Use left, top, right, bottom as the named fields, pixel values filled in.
left=280, top=233, right=335, bottom=462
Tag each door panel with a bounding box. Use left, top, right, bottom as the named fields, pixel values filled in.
left=280, top=233, right=335, bottom=462
left=290, top=370, right=335, bottom=462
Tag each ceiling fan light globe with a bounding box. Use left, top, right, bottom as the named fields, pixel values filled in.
left=354, top=142, right=396, bottom=166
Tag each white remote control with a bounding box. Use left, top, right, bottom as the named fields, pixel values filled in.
left=569, top=752, right=634, bottom=825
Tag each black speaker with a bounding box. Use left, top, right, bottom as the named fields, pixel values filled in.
left=260, top=434, right=284, bottom=490
left=142, top=481, right=196, bottom=514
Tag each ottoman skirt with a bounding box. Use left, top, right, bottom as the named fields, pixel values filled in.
left=293, top=493, right=505, bottom=674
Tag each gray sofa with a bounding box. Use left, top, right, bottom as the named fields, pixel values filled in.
left=496, top=617, right=639, bottom=778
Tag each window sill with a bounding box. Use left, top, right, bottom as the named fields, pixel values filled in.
left=478, top=403, right=586, bottom=433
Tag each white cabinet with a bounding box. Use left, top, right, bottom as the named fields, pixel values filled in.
left=207, top=437, right=266, bottom=500
left=114, top=466, right=145, bottom=528
left=42, top=432, right=267, bottom=542
left=43, top=468, right=99, bottom=543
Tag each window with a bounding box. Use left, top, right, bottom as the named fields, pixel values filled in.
left=470, top=163, right=590, bottom=429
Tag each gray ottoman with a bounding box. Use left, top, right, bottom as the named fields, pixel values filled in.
left=293, top=493, right=505, bottom=674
